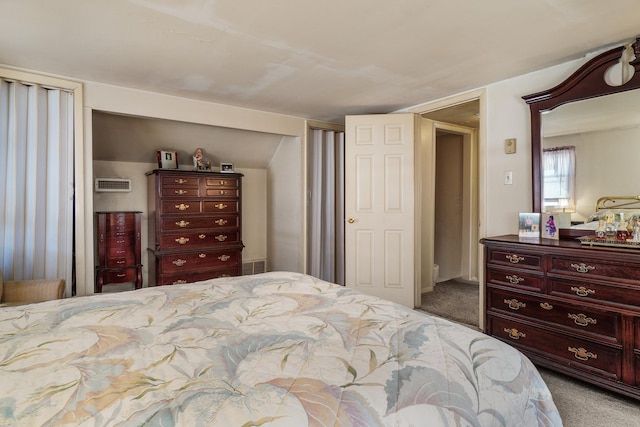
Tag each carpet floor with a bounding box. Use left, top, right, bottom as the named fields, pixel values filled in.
left=416, top=279, right=640, bottom=426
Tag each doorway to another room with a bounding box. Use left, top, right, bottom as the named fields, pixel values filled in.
left=419, top=100, right=480, bottom=328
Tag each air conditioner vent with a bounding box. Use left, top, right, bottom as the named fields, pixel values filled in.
left=95, top=178, right=132, bottom=192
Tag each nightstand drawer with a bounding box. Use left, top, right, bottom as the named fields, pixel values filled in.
left=488, top=288, right=620, bottom=343
left=489, top=315, right=621, bottom=380
left=486, top=266, right=544, bottom=292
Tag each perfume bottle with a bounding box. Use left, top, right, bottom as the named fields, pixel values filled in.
left=596, top=219, right=606, bottom=239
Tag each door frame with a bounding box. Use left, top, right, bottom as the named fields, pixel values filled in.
left=408, top=89, right=487, bottom=329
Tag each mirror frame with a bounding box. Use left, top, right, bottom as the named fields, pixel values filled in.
left=523, top=37, right=640, bottom=212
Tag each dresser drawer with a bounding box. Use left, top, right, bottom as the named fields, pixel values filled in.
left=160, top=175, right=200, bottom=188
left=202, top=200, right=239, bottom=214
left=204, top=177, right=239, bottom=189
left=160, top=200, right=202, bottom=215
left=550, top=255, right=640, bottom=282
left=486, top=247, right=543, bottom=271
left=160, top=187, right=201, bottom=198
left=489, top=315, right=622, bottom=380
left=486, top=266, right=544, bottom=292
left=103, top=213, right=138, bottom=235
left=488, top=288, right=620, bottom=343
left=204, top=187, right=239, bottom=198
left=158, top=230, right=240, bottom=250
left=156, top=267, right=241, bottom=286
left=161, top=215, right=239, bottom=232
left=159, top=248, right=241, bottom=273
left=549, top=277, right=640, bottom=308
left=100, top=268, right=138, bottom=284
left=104, top=255, right=137, bottom=268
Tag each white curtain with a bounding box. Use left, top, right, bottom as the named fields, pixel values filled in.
left=543, top=146, right=576, bottom=210
left=308, top=129, right=345, bottom=285
left=0, top=78, right=74, bottom=296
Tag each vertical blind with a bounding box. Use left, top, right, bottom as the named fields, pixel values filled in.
left=0, top=78, right=74, bottom=296
left=308, top=129, right=345, bottom=285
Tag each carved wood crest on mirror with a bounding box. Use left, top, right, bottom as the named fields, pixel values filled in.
left=523, top=37, right=640, bottom=222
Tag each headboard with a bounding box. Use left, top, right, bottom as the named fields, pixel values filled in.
left=595, top=195, right=640, bottom=211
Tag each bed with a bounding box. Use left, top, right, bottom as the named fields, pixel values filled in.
left=0, top=272, right=561, bottom=426
left=560, top=195, right=640, bottom=243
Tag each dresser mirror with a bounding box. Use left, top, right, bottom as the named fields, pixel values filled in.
left=524, top=36, right=640, bottom=215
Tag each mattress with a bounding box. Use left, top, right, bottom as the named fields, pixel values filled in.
left=0, top=272, right=561, bottom=426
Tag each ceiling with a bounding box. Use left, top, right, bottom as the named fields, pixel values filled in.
left=2, top=1, right=639, bottom=124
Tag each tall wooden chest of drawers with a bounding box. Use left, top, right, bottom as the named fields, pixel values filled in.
left=95, top=211, right=143, bottom=292
left=146, top=169, right=243, bottom=286
left=482, top=235, right=640, bottom=400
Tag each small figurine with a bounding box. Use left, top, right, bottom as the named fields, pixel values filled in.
left=193, top=148, right=203, bottom=170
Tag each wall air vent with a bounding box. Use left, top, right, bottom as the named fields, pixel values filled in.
left=94, top=178, right=132, bottom=193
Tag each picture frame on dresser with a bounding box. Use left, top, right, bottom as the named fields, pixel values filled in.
left=157, top=150, right=178, bottom=169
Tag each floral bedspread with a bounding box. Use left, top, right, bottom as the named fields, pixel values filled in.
left=0, top=272, right=562, bottom=426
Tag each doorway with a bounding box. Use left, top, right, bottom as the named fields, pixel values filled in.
left=419, top=101, right=480, bottom=325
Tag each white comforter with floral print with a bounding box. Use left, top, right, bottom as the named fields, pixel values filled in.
left=0, top=272, right=561, bottom=426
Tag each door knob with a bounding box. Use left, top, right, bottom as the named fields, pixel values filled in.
left=347, top=217, right=355, bottom=223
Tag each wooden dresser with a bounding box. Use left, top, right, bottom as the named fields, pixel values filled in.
left=482, top=235, right=640, bottom=400
left=95, top=211, right=143, bottom=292
left=146, top=169, right=243, bottom=286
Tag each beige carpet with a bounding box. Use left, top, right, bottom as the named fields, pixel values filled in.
left=417, top=279, right=640, bottom=426
left=419, top=279, right=480, bottom=327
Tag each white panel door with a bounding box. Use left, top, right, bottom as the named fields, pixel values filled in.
left=344, top=114, right=419, bottom=307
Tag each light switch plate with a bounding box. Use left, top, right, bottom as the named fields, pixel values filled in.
left=505, top=138, right=516, bottom=154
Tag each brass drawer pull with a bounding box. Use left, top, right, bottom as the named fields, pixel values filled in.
left=116, top=260, right=125, bottom=264
left=174, top=179, right=188, bottom=184
left=214, top=203, right=228, bottom=210
left=568, top=313, right=597, bottom=327
left=505, top=275, right=524, bottom=285
left=506, top=254, right=525, bottom=264
left=219, top=180, right=226, bottom=185
left=199, top=234, right=206, bottom=239
left=570, top=263, right=595, bottom=273
left=504, top=298, right=526, bottom=310
left=116, top=273, right=126, bottom=278
left=175, top=220, right=190, bottom=228
left=570, top=286, right=595, bottom=297
left=215, top=235, right=228, bottom=242
left=568, top=346, right=597, bottom=361
left=218, top=255, right=231, bottom=262
left=172, top=259, right=187, bottom=267
left=540, top=302, right=554, bottom=310
left=504, top=328, right=526, bottom=340
left=199, top=253, right=206, bottom=258
left=116, top=250, right=125, bottom=254
left=172, top=280, right=188, bottom=285
left=175, top=237, right=190, bottom=245
left=219, top=190, right=227, bottom=195
left=215, top=219, right=228, bottom=226
left=174, top=189, right=187, bottom=195
left=175, top=203, right=190, bottom=211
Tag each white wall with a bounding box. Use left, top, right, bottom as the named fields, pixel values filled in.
left=481, top=57, right=592, bottom=236
left=267, top=136, right=304, bottom=272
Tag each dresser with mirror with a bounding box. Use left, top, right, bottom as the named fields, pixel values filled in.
left=482, top=36, right=640, bottom=400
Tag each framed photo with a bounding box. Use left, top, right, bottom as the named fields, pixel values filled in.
left=518, top=213, right=540, bottom=237
left=220, top=162, right=234, bottom=173
left=541, top=212, right=571, bottom=239
left=157, top=150, right=178, bottom=169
